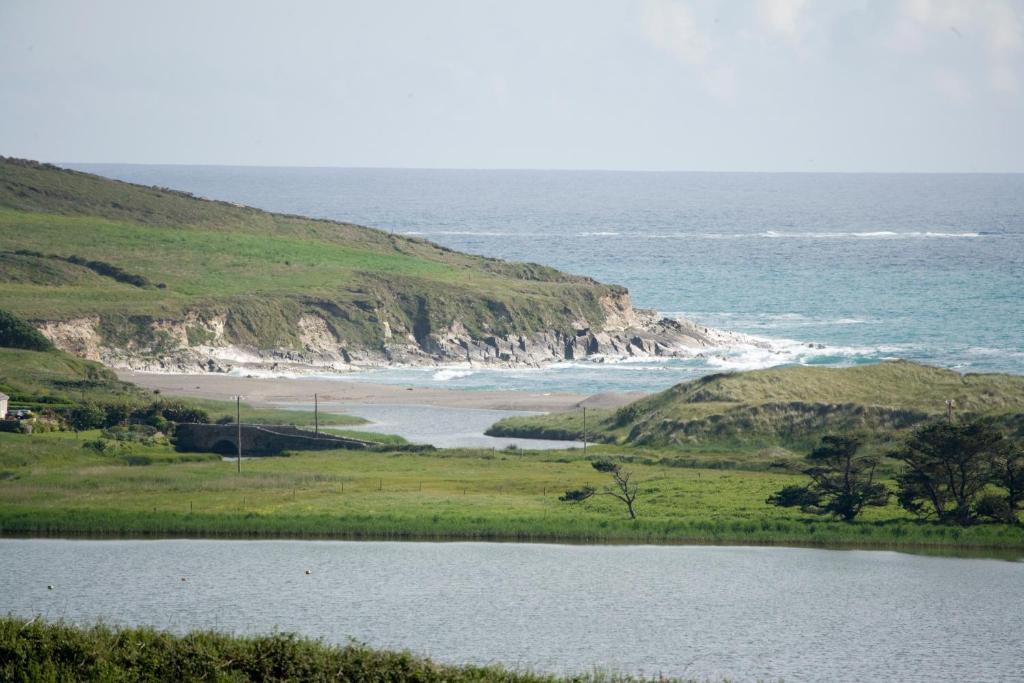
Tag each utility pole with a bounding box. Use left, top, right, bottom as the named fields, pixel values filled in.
left=314, top=393, right=319, bottom=435
left=235, top=395, right=242, bottom=473
left=582, top=405, right=587, bottom=455
left=945, top=399, right=955, bottom=423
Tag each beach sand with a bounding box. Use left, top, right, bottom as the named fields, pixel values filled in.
left=118, top=371, right=644, bottom=413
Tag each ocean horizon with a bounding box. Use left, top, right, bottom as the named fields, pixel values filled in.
left=68, top=163, right=1024, bottom=393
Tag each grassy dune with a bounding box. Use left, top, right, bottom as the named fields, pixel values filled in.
left=2, top=430, right=1022, bottom=551
left=489, top=361, right=1024, bottom=448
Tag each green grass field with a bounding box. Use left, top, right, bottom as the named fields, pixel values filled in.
left=2, top=429, right=1021, bottom=552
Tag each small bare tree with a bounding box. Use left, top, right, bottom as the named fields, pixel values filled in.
left=560, top=459, right=640, bottom=519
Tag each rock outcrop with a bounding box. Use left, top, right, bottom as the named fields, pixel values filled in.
left=34, top=291, right=767, bottom=375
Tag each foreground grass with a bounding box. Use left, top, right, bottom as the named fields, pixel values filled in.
left=1, top=431, right=1022, bottom=552
left=3, top=616, right=681, bottom=682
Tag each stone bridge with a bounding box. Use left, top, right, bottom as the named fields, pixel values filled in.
left=174, top=423, right=379, bottom=456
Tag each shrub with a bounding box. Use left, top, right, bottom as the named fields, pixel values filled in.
left=0, top=308, right=53, bottom=351
left=66, top=403, right=105, bottom=432
left=82, top=439, right=112, bottom=454
left=158, top=401, right=210, bottom=424
left=103, top=403, right=131, bottom=428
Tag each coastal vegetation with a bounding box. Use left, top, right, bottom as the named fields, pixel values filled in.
left=487, top=361, right=1024, bottom=448
left=560, top=459, right=642, bottom=519
left=892, top=421, right=1023, bottom=524
left=2, top=616, right=635, bottom=683
left=766, top=435, right=889, bottom=521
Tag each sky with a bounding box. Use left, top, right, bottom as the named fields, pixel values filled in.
left=1, top=0, right=1023, bottom=172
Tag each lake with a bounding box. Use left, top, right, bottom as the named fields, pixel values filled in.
left=2, top=539, right=1021, bottom=681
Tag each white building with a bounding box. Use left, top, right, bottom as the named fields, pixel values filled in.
left=0, top=393, right=8, bottom=419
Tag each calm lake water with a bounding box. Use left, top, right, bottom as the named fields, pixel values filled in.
left=3, top=539, right=1022, bottom=681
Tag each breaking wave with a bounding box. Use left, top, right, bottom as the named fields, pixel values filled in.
left=432, top=368, right=475, bottom=381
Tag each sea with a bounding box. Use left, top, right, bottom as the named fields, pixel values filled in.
left=69, top=164, right=1024, bottom=395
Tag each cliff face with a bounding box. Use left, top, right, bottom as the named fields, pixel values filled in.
left=33, top=291, right=737, bottom=374
left=0, top=157, right=732, bottom=374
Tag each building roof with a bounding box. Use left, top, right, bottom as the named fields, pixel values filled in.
left=0, top=393, right=8, bottom=400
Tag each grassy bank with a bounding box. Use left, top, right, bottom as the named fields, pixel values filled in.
left=3, top=616, right=658, bottom=682
left=2, top=431, right=1022, bottom=551
left=488, top=361, right=1024, bottom=449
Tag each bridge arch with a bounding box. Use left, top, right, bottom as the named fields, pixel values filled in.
left=210, top=439, right=237, bottom=455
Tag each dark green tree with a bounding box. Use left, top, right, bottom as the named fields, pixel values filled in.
left=560, top=459, right=640, bottom=519
left=978, top=442, right=1024, bottom=524
left=103, top=403, right=132, bottom=428
left=767, top=435, right=889, bottom=521
left=67, top=403, right=105, bottom=433
left=891, top=421, right=1005, bottom=525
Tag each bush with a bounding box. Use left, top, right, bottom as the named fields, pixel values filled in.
left=66, top=403, right=105, bottom=432
left=82, top=439, right=112, bottom=454
left=158, top=401, right=210, bottom=424
left=976, top=494, right=1014, bottom=523
left=103, top=403, right=131, bottom=428
left=0, top=308, right=53, bottom=351
left=102, top=424, right=158, bottom=442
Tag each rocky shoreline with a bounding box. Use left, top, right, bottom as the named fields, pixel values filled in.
left=37, top=295, right=776, bottom=376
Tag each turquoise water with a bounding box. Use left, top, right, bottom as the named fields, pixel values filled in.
left=72, top=165, right=1024, bottom=393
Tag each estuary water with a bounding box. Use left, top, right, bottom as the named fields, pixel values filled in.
left=307, top=402, right=583, bottom=450
left=2, top=539, right=1022, bottom=681
left=69, top=165, right=1024, bottom=393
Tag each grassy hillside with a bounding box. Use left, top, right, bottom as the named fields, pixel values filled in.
left=488, top=361, right=1024, bottom=448
left=0, top=346, right=143, bottom=408
left=0, top=157, right=623, bottom=357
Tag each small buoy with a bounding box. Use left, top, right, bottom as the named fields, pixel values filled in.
left=304, top=569, right=312, bottom=575
left=181, top=577, right=187, bottom=582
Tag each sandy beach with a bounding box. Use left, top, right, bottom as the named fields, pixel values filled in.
left=118, top=371, right=644, bottom=413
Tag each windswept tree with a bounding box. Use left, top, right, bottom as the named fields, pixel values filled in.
left=560, top=459, right=640, bottom=519
left=994, top=442, right=1024, bottom=523
left=974, top=441, right=1024, bottom=524
left=891, top=421, right=1006, bottom=525
left=767, top=435, right=889, bottom=522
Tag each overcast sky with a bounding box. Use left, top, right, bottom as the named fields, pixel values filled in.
left=2, top=0, right=1023, bottom=171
